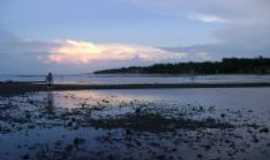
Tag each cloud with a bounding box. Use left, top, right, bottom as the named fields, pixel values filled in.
left=45, top=40, right=188, bottom=64
left=0, top=30, right=61, bottom=74
left=1, top=1, right=270, bottom=74
left=133, top=0, right=270, bottom=58
left=1, top=30, right=210, bottom=73
left=189, top=14, right=229, bottom=23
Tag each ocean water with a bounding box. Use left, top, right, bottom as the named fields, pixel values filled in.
left=0, top=74, right=270, bottom=84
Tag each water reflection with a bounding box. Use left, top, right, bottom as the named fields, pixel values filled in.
left=45, top=91, right=55, bottom=114
left=0, top=89, right=269, bottom=160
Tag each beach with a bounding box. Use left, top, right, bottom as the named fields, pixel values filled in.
left=2, top=0, right=270, bottom=159
left=1, top=82, right=270, bottom=94
left=1, top=74, right=270, bottom=94
left=0, top=87, right=269, bottom=160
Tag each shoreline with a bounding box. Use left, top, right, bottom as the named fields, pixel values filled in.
left=1, top=82, right=270, bottom=94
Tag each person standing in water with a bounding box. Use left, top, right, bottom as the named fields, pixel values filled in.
left=46, top=72, right=53, bottom=87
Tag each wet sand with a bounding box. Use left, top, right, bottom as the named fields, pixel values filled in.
left=0, top=89, right=269, bottom=160
left=1, top=82, right=270, bottom=94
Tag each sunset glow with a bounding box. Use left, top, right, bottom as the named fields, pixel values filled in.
left=1, top=0, right=269, bottom=74
left=47, top=40, right=187, bottom=64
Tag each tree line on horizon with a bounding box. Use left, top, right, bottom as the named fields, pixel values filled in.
left=94, top=57, right=270, bottom=74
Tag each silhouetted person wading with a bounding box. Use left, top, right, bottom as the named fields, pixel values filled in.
left=46, top=72, right=53, bottom=87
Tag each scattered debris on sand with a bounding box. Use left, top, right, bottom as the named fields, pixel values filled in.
left=0, top=91, right=269, bottom=160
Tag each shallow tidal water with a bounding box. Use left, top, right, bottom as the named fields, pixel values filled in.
left=1, top=74, right=270, bottom=84
left=0, top=88, right=269, bottom=160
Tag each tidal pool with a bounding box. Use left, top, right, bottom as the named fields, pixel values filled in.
left=0, top=88, right=269, bottom=160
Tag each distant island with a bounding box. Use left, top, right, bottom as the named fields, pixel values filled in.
left=94, top=57, right=270, bottom=74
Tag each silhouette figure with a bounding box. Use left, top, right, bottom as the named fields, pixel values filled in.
left=46, top=72, right=53, bottom=87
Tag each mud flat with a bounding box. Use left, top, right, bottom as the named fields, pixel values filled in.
left=1, top=82, right=270, bottom=94
left=0, top=90, right=269, bottom=160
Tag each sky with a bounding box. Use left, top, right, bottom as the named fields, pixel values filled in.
left=0, top=0, right=269, bottom=74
